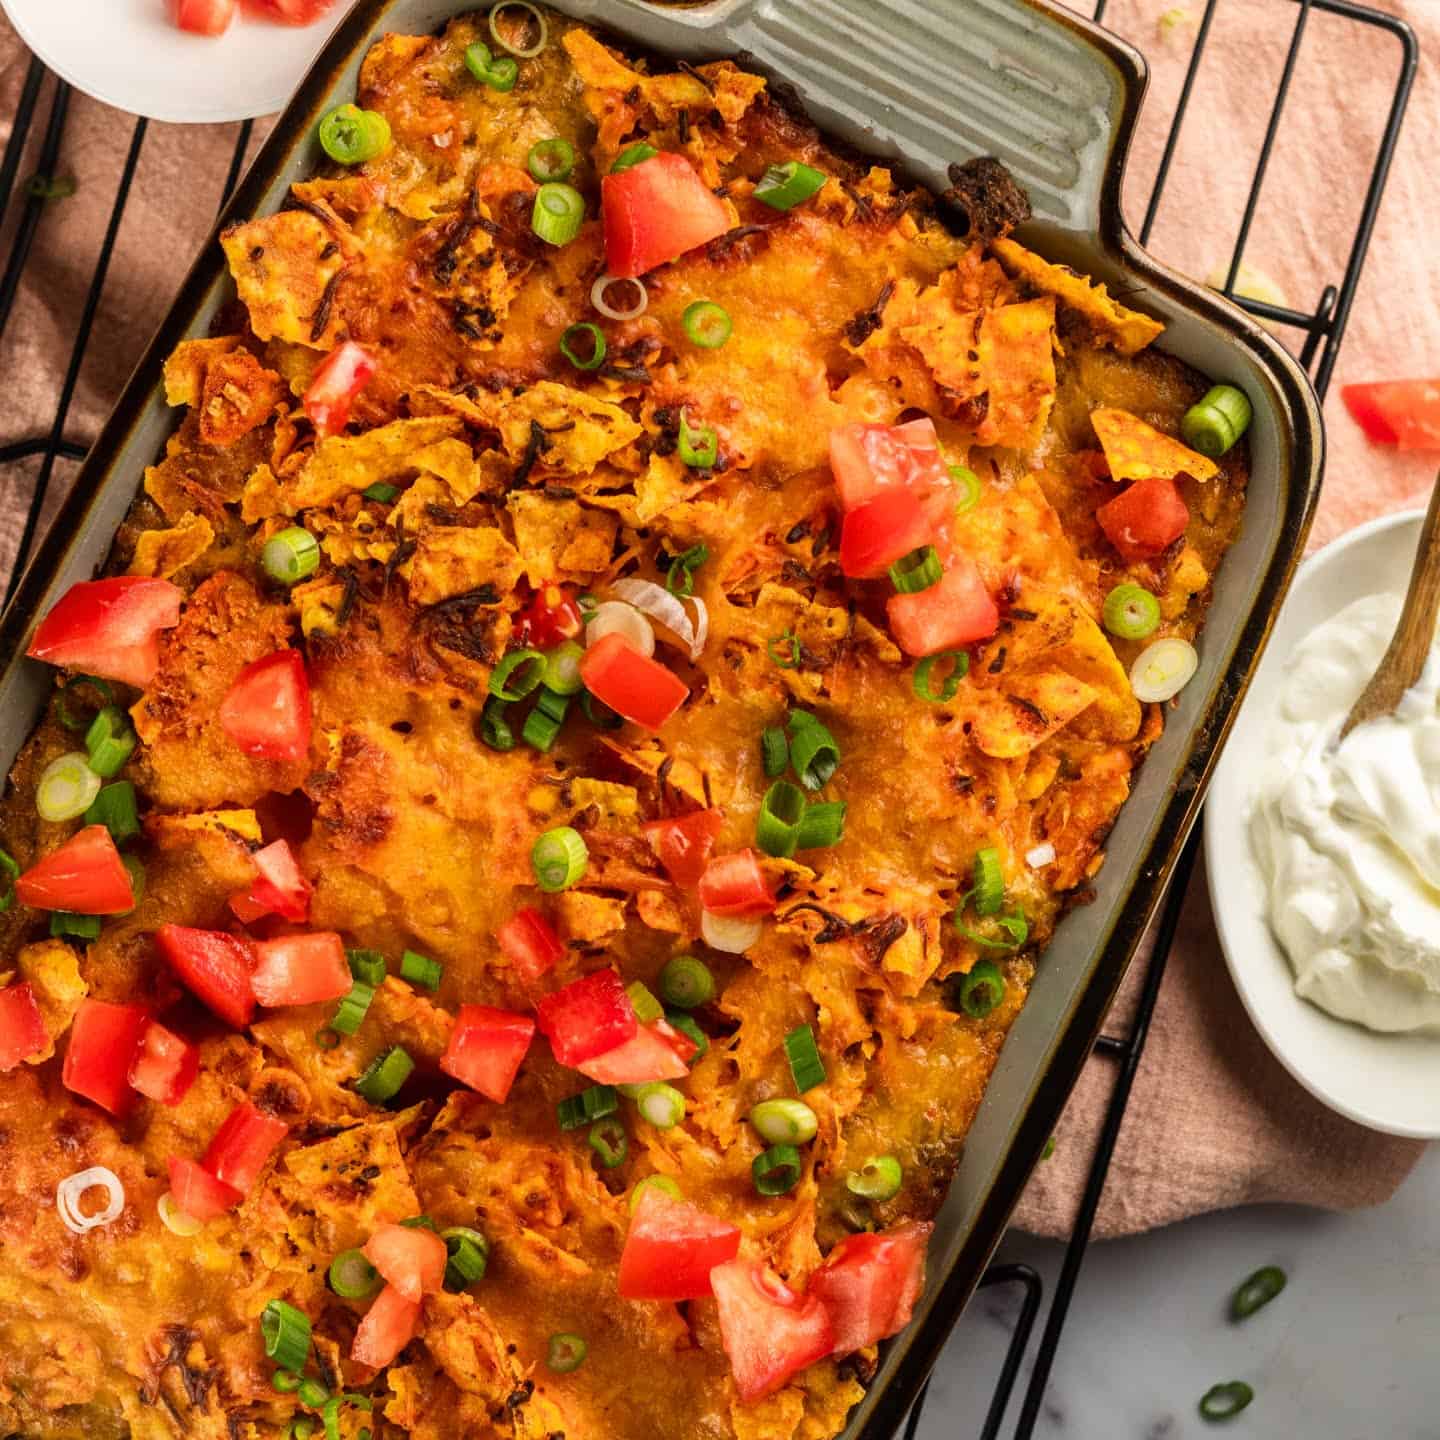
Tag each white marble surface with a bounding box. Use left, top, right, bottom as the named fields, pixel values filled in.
left=916, top=1144, right=1440, bottom=1438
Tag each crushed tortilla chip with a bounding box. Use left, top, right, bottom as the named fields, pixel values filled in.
left=508, top=493, right=618, bottom=584
left=279, top=417, right=466, bottom=515
left=220, top=211, right=351, bottom=349
left=1091, top=407, right=1219, bottom=483
left=163, top=337, right=241, bottom=407
left=198, top=348, right=286, bottom=447
left=128, top=511, right=215, bottom=580
left=401, top=524, right=524, bottom=605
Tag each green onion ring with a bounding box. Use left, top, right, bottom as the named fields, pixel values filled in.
left=531, top=826, right=588, bottom=892
left=888, top=545, right=943, bottom=594
left=783, top=1023, right=825, bottom=1093
left=681, top=300, right=732, bottom=349
left=795, top=800, right=845, bottom=850
left=262, top=527, right=321, bottom=586
left=1182, top=384, right=1252, bottom=459
left=1229, top=1265, right=1286, bottom=1321
left=532, top=183, right=585, bottom=247
left=546, top=1331, right=588, bottom=1372
left=753, top=160, right=827, bottom=211
left=760, top=725, right=788, bottom=777
left=971, top=848, right=1004, bottom=916
left=36, top=752, right=102, bottom=822
left=488, top=648, right=546, bottom=702
left=489, top=0, right=547, bottom=57
left=950, top=463, right=983, bottom=514
left=1197, top=1381, right=1254, bottom=1422
left=913, top=650, right=969, bottom=702
left=54, top=675, right=113, bottom=733
left=527, top=136, right=575, bottom=183
left=957, top=959, right=1005, bottom=1018
left=627, top=1174, right=681, bottom=1211
left=749, top=1098, right=817, bottom=1146
left=442, top=1226, right=490, bottom=1290
left=634, top=1082, right=686, bottom=1129
left=559, top=322, right=606, bottom=371
left=587, top=1117, right=628, bottom=1168
left=752, top=1142, right=803, bottom=1196
left=610, top=143, right=658, bottom=173
left=260, top=1299, right=311, bottom=1373
left=1102, top=583, right=1162, bottom=641
left=787, top=718, right=839, bottom=791
left=756, top=779, right=806, bottom=858
left=659, top=955, right=715, bottom=1009
left=328, top=1248, right=380, bottom=1299
left=767, top=632, right=801, bottom=669
left=845, top=1154, right=902, bottom=1201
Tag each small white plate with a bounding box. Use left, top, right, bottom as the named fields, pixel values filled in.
left=0, top=0, right=350, bottom=124
left=1205, top=508, right=1440, bottom=1138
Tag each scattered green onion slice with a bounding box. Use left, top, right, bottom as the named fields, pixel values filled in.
left=527, top=136, right=575, bottom=183
left=914, top=650, right=969, bottom=703
left=399, top=1215, right=437, bottom=1231
left=784, top=1023, right=826, bottom=1093
left=788, top=717, right=839, bottom=791
left=795, top=800, right=845, bottom=850
left=329, top=982, right=375, bottom=1037
left=535, top=686, right=571, bottom=723
left=0, top=848, right=18, bottom=914
left=480, top=697, right=516, bottom=751
left=489, top=648, right=546, bottom=702
left=587, top=1117, right=628, bottom=1168
left=956, top=909, right=1029, bottom=952
left=888, top=545, right=942, bottom=594
left=361, top=482, right=399, bottom=504
left=659, top=955, right=715, bottom=1009
left=557, top=1084, right=619, bottom=1131
left=51, top=910, right=101, bottom=940
left=532, top=182, right=584, bottom=247
left=36, top=752, right=102, bottom=822
left=1102, top=583, right=1162, bottom=641
left=85, top=780, right=139, bottom=842
left=489, top=1, right=548, bottom=56
left=354, top=1045, right=414, bottom=1104
left=1182, top=384, right=1252, bottom=459
left=756, top=779, right=806, bottom=859
left=290, top=1419, right=317, bottom=1440
left=958, top=959, right=1006, bottom=1018
left=328, top=1248, right=380, bottom=1299
left=971, top=848, right=1004, bottom=916
left=750, top=1098, right=817, bottom=1145
left=347, top=948, right=387, bottom=987
left=442, top=1226, right=490, bottom=1290
left=522, top=707, right=562, bottom=752
left=542, top=642, right=585, bottom=696
left=625, top=980, right=664, bottom=1024
left=761, top=725, right=788, bottom=778
left=260, top=1299, right=311, bottom=1372
left=628, top=1173, right=682, bottom=1211
left=1230, top=1265, right=1286, bottom=1321
left=1198, top=1381, right=1254, bottom=1422
left=296, top=1377, right=329, bottom=1410
left=464, top=41, right=519, bottom=90
left=665, top=1010, right=708, bottom=1062
left=318, top=104, right=390, bottom=166
left=678, top=410, right=718, bottom=468
left=531, top=826, right=588, bottom=892
left=582, top=689, right=624, bottom=730
left=611, top=143, right=658, bottom=173
left=84, top=705, right=137, bottom=778
left=314, top=1027, right=342, bottom=1051
left=753, top=160, right=827, bottom=210
left=55, top=675, right=113, bottom=733
left=665, top=542, right=709, bottom=598
left=634, top=1082, right=686, bottom=1129
left=767, top=632, right=801, bottom=669
left=753, top=1142, right=803, bottom=1196
left=559, top=322, right=606, bottom=372
left=1130, top=636, right=1199, bottom=703
left=262, top=527, right=321, bottom=586
left=547, top=1331, right=588, bottom=1373
left=846, top=1155, right=903, bottom=1202
left=400, top=949, right=442, bottom=991
left=274, top=1369, right=304, bottom=1393
left=682, top=300, right=732, bottom=349
left=950, top=464, right=983, bottom=514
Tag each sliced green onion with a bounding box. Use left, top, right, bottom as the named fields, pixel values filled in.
left=958, top=959, right=1005, bottom=1017
left=611, top=143, right=658, bottom=173
left=950, top=464, right=982, bottom=514
left=318, top=104, right=390, bottom=165
left=527, top=137, right=575, bottom=183
left=328, top=1248, right=380, bottom=1299
left=260, top=1299, right=311, bottom=1372
left=535, top=687, right=572, bottom=724
left=290, top=1419, right=317, bottom=1440
left=749, top=1098, right=817, bottom=1145
left=559, top=322, right=606, bottom=372
left=274, top=1369, right=303, bottom=1393
left=489, top=1, right=547, bottom=56
left=587, top=1117, right=628, bottom=1168
left=480, top=697, right=515, bottom=751
left=678, top=411, right=718, bottom=469
left=36, top=752, right=102, bottom=822
left=1102, top=583, right=1161, bottom=641
left=55, top=675, right=113, bottom=733
left=441, top=1226, right=490, bottom=1290
left=1230, top=1265, right=1286, bottom=1321
left=845, top=1154, right=902, bottom=1202
left=84, top=705, right=137, bottom=779
left=761, top=725, right=788, bottom=778
left=315, top=1028, right=342, bottom=1051
left=634, top=1082, right=686, bottom=1129
left=756, top=779, right=806, bottom=859
left=532, top=183, right=584, bottom=247
left=795, top=800, right=846, bottom=850
left=628, top=1174, right=682, bottom=1211
left=532, top=826, right=587, bottom=891
left=547, top=1331, right=587, bottom=1373
left=522, top=707, right=562, bottom=752
left=581, top=690, right=624, bottom=730
left=659, top=955, right=714, bottom=1009
left=752, top=1142, right=802, bottom=1196
left=330, top=982, right=375, bottom=1037
left=787, top=718, right=839, bottom=791
left=489, top=648, right=546, bottom=702
left=784, top=1023, right=825, bottom=1093
left=297, top=1377, right=329, bottom=1410
left=971, top=848, right=1004, bottom=916
left=767, top=632, right=800, bottom=669
left=1198, top=1381, right=1254, bottom=1422
left=624, top=980, right=664, bottom=1025
left=121, top=856, right=145, bottom=912
left=464, top=41, right=519, bottom=90
left=1182, top=384, right=1252, bottom=459
left=347, top=948, right=387, bottom=987
left=399, top=1214, right=437, bottom=1231
left=557, top=1084, right=619, bottom=1131
left=400, top=949, right=442, bottom=991
left=682, top=301, right=732, bottom=349
left=753, top=160, right=827, bottom=211
left=956, top=911, right=1028, bottom=952
left=262, top=527, right=321, bottom=586
left=361, top=482, right=400, bottom=504
left=51, top=910, right=101, bottom=940
left=0, top=849, right=18, bottom=914
left=1130, top=637, right=1198, bottom=703
left=85, top=780, right=139, bottom=842
left=541, top=642, right=585, bottom=696
left=888, top=545, right=942, bottom=594
left=665, top=542, right=709, bottom=598
left=354, top=1045, right=414, bottom=1104
left=914, top=650, right=969, bottom=703
left=665, top=1010, right=708, bottom=1063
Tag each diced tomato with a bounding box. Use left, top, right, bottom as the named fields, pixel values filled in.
left=363, top=1221, right=448, bottom=1301
left=1341, top=379, right=1440, bottom=451
left=617, top=1187, right=742, bottom=1301
left=642, top=808, right=725, bottom=889
left=26, top=576, right=182, bottom=689
left=710, top=1259, right=835, bottom=1401
left=535, top=969, right=637, bottom=1068
left=352, top=1283, right=421, bottom=1369
left=516, top=585, right=585, bottom=647
left=128, top=1019, right=200, bottom=1106
left=577, top=1019, right=691, bottom=1085
left=439, top=1004, right=535, bottom=1103
left=697, top=850, right=775, bottom=918
left=829, top=419, right=949, bottom=511
left=303, top=341, right=377, bottom=438
left=0, top=983, right=46, bottom=1071
left=839, top=489, right=936, bottom=580
left=244, top=0, right=335, bottom=23
left=654, top=1015, right=699, bottom=1065
left=886, top=554, right=1000, bottom=658
left=155, top=924, right=256, bottom=1029
left=15, top=825, right=134, bottom=916
left=167, top=1156, right=242, bottom=1220
left=61, top=999, right=149, bottom=1116
left=168, top=0, right=237, bottom=33
left=1095, top=476, right=1189, bottom=563
left=807, top=1221, right=933, bottom=1355
left=230, top=839, right=312, bottom=924
left=579, top=633, right=689, bottom=731
left=496, top=908, right=565, bottom=982
left=219, top=650, right=312, bottom=762
left=202, top=1101, right=288, bottom=1194
left=601, top=152, right=731, bottom=278
left=250, top=931, right=351, bottom=1008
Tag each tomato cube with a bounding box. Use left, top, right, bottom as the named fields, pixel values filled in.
left=577, top=1019, right=691, bottom=1085
left=230, top=839, right=312, bottom=924
left=1095, top=477, right=1189, bottom=563
left=601, top=153, right=731, bottom=278
left=167, top=1155, right=242, bottom=1220
left=642, top=808, right=725, bottom=889
left=1341, top=378, right=1440, bottom=451
left=303, top=341, right=377, bottom=438
left=535, top=969, right=637, bottom=1068
left=202, top=1101, right=288, bottom=1194
left=885, top=554, right=999, bottom=657
left=155, top=924, right=256, bottom=1029
left=0, top=983, right=47, bottom=1071
left=710, top=1259, right=834, bottom=1401
left=62, top=999, right=150, bottom=1116
left=579, top=633, right=689, bottom=732
left=496, top=908, right=565, bottom=982
left=363, top=1222, right=448, bottom=1301
left=839, top=489, right=935, bottom=580
left=219, top=649, right=312, bottom=763
left=617, top=1187, right=742, bottom=1301
left=26, top=576, right=182, bottom=690
left=128, top=1019, right=200, bottom=1106
left=697, top=850, right=775, bottom=918
left=439, top=1004, right=535, bottom=1103
left=829, top=418, right=949, bottom=511
left=351, top=1283, right=421, bottom=1369
left=169, top=0, right=237, bottom=33
left=16, top=825, right=134, bottom=915
left=807, top=1220, right=933, bottom=1355
left=250, top=931, right=351, bottom=1007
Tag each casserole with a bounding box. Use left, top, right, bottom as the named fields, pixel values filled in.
left=0, top=1, right=1323, bottom=1435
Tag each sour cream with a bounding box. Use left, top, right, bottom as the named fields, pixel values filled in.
left=1248, top=592, right=1440, bottom=1033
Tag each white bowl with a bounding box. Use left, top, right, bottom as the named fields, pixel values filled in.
left=1205, top=507, right=1440, bottom=1138
left=0, top=0, right=349, bottom=124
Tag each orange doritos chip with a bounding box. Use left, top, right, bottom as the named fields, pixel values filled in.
left=1091, top=408, right=1220, bottom=483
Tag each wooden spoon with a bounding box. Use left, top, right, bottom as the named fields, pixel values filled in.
left=1338, top=470, right=1440, bottom=743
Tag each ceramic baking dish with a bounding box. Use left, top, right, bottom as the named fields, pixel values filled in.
left=0, top=1, right=1324, bottom=1433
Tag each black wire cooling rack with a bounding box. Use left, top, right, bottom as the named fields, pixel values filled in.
left=0, top=1, right=1418, bottom=1436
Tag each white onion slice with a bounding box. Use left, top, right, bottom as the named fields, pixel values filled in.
left=701, top=909, right=763, bottom=954
left=591, top=272, right=648, bottom=320
left=489, top=0, right=548, bottom=57
left=56, top=1167, right=125, bottom=1235
left=587, top=601, right=655, bottom=657
left=158, top=1191, right=204, bottom=1237
left=1130, top=637, right=1199, bottom=703
left=611, top=578, right=708, bottom=660
left=1026, top=843, right=1056, bottom=869
left=687, top=595, right=709, bottom=659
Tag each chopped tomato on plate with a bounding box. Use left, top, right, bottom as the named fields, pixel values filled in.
left=642, top=808, right=725, bottom=889
left=886, top=554, right=1000, bottom=657
left=839, top=488, right=935, bottom=580
left=617, top=1187, right=741, bottom=1300
left=807, top=1220, right=933, bottom=1355
left=496, top=907, right=565, bottom=982
left=535, top=969, right=637, bottom=1068
left=303, top=341, right=377, bottom=438
left=1095, top=476, right=1189, bottom=563
left=16, top=825, right=133, bottom=915
left=517, top=585, right=585, bottom=647
left=154, top=924, right=256, bottom=1028
left=577, top=1019, right=691, bottom=1084
left=202, top=1101, right=288, bottom=1194
left=579, top=633, right=689, bottom=731
left=26, top=576, right=182, bottom=690
left=250, top=931, right=351, bottom=1007
left=710, top=1259, right=834, bottom=1401
left=352, top=1283, right=421, bottom=1369
left=363, top=1222, right=448, bottom=1301
left=229, top=838, right=312, bottom=923
left=244, top=0, right=336, bottom=23
left=128, top=1019, right=200, bottom=1106
left=829, top=418, right=949, bottom=511
left=168, top=0, right=237, bottom=33
left=0, top=983, right=46, bottom=1071
left=219, top=649, right=311, bottom=762
left=697, top=850, right=775, bottom=918
left=439, top=1004, right=535, bottom=1102
left=61, top=999, right=149, bottom=1116
left=1341, top=379, right=1440, bottom=451
left=601, top=152, right=731, bottom=278
left=167, top=1156, right=242, bottom=1220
